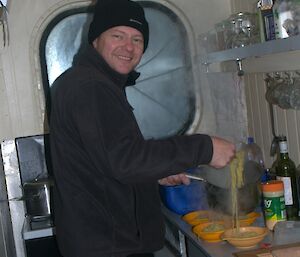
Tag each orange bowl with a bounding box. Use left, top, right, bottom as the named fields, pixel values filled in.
left=221, top=226, right=268, bottom=249
left=192, top=221, right=225, bottom=242
left=182, top=210, right=210, bottom=226
left=239, top=212, right=261, bottom=226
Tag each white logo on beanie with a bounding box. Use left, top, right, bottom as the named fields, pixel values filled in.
left=129, top=18, right=142, bottom=25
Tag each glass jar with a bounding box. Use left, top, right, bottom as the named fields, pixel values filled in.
left=215, top=21, right=226, bottom=50
left=231, top=12, right=251, bottom=48
left=224, top=14, right=238, bottom=49
left=273, top=0, right=295, bottom=38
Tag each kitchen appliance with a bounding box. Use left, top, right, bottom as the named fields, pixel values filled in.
left=13, top=134, right=62, bottom=257
left=23, top=177, right=54, bottom=221
left=205, top=182, right=260, bottom=215
left=15, top=135, right=54, bottom=220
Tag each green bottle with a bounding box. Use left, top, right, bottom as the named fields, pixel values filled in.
left=276, top=136, right=299, bottom=220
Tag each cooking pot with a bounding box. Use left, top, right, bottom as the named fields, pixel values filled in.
left=205, top=182, right=260, bottom=215
left=189, top=142, right=264, bottom=215
left=195, top=160, right=263, bottom=189
left=23, top=178, right=54, bottom=220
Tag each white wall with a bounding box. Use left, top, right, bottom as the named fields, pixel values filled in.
left=0, top=0, right=63, bottom=141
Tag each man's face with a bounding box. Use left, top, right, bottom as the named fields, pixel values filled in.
left=92, top=26, right=144, bottom=75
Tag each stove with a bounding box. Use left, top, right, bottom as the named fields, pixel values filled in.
left=22, top=216, right=55, bottom=241
left=30, top=216, right=53, bottom=231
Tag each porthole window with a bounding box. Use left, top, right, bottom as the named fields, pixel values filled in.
left=40, top=2, right=197, bottom=139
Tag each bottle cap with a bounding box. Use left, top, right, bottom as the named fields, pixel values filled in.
left=261, top=180, right=284, bottom=192
left=247, top=137, right=254, bottom=144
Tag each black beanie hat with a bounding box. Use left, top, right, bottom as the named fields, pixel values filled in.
left=88, top=0, right=149, bottom=51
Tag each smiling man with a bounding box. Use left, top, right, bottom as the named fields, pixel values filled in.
left=92, top=25, right=144, bottom=74
left=49, top=0, right=235, bottom=257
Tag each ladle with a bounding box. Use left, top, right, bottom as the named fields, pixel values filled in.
left=185, top=174, right=206, bottom=182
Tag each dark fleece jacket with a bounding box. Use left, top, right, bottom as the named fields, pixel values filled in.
left=49, top=45, right=213, bottom=257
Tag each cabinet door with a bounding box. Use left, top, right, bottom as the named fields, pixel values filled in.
left=25, top=236, right=62, bottom=257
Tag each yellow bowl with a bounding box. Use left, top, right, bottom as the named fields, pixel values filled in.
left=182, top=210, right=210, bottom=226
left=192, top=222, right=225, bottom=242
left=239, top=212, right=261, bottom=226
left=221, top=226, right=268, bottom=249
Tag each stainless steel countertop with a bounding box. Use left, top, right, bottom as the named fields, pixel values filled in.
left=162, top=206, right=272, bottom=257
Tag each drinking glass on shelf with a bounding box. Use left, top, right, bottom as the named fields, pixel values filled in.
left=265, top=74, right=282, bottom=105
left=215, top=22, right=225, bottom=51
left=198, top=30, right=218, bottom=53
left=231, top=12, right=251, bottom=48
left=289, top=77, right=300, bottom=109
left=273, top=74, right=293, bottom=109
left=292, top=1, right=300, bottom=36
left=224, top=14, right=237, bottom=49
left=245, top=13, right=260, bottom=45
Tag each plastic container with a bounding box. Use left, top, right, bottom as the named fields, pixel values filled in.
left=159, top=180, right=208, bottom=215
left=262, top=180, right=287, bottom=230
left=246, top=137, right=265, bottom=168
left=273, top=220, right=300, bottom=245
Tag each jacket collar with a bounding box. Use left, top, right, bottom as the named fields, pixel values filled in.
left=76, top=45, right=141, bottom=89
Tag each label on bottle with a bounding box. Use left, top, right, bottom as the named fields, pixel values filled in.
left=277, top=176, right=293, bottom=205
left=263, top=194, right=286, bottom=230
left=279, top=141, right=288, bottom=153
left=261, top=9, right=276, bottom=41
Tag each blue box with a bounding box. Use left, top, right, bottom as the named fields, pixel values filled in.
left=159, top=180, right=208, bottom=215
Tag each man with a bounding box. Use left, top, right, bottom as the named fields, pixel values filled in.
left=49, top=0, right=235, bottom=257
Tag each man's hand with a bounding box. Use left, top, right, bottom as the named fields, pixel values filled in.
left=158, top=173, right=190, bottom=186
left=209, top=136, right=236, bottom=169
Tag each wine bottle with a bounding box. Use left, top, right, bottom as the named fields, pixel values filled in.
left=276, top=135, right=299, bottom=220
